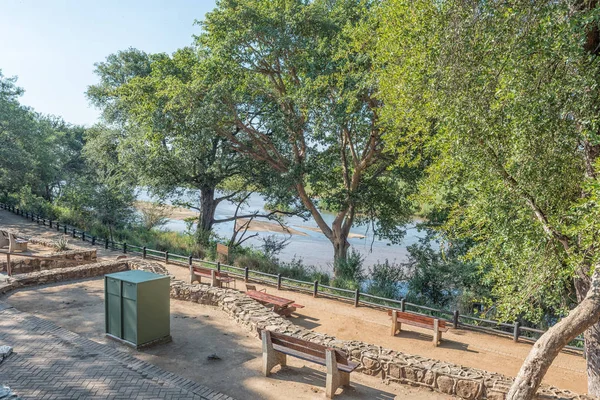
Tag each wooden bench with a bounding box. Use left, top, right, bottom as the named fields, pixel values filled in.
left=388, top=310, right=448, bottom=346
left=259, top=329, right=358, bottom=398
left=190, top=265, right=236, bottom=288
left=8, top=232, right=28, bottom=253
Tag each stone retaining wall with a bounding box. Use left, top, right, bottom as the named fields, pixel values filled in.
left=0, top=232, right=97, bottom=274
left=0, top=259, right=128, bottom=294
left=0, top=256, right=593, bottom=400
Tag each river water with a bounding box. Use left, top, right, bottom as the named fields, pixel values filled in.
left=139, top=191, right=425, bottom=273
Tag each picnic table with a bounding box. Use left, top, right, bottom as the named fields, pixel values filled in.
left=246, top=290, right=303, bottom=316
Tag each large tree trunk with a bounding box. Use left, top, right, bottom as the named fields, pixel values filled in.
left=196, top=186, right=218, bottom=246
left=507, top=267, right=600, bottom=399
left=575, top=273, right=600, bottom=396
left=332, top=233, right=350, bottom=263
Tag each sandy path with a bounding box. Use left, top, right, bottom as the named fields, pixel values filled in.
left=0, top=208, right=589, bottom=395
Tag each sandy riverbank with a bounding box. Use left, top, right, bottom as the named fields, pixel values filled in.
left=136, top=201, right=366, bottom=239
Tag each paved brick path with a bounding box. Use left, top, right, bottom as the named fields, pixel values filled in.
left=0, top=302, right=234, bottom=400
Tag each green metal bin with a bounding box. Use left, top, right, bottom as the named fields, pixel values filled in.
left=105, top=270, right=171, bottom=348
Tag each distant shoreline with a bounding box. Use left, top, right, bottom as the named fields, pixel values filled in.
left=135, top=201, right=366, bottom=238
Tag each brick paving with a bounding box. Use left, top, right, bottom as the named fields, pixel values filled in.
left=0, top=302, right=235, bottom=400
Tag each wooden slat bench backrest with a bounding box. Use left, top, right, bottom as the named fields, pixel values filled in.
left=258, top=329, right=349, bottom=365
left=387, top=310, right=447, bottom=330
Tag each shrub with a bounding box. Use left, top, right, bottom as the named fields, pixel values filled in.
left=332, top=248, right=365, bottom=289
left=53, top=237, right=69, bottom=252
left=366, top=260, right=406, bottom=299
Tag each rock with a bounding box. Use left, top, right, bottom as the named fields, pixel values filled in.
left=436, top=375, right=455, bottom=395
left=456, top=379, right=481, bottom=399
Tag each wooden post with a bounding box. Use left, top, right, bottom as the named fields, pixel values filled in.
left=165, top=251, right=169, bottom=264
left=217, top=261, right=221, bottom=272
left=261, top=331, right=286, bottom=377
left=244, top=267, right=249, bottom=283
left=105, top=238, right=109, bottom=250
left=123, top=242, right=127, bottom=254
left=325, top=348, right=348, bottom=398
left=92, top=236, right=96, bottom=245
left=400, top=298, right=406, bottom=312
left=391, top=310, right=399, bottom=336
left=277, top=274, right=282, bottom=290
left=49, top=220, right=52, bottom=228
left=433, top=319, right=441, bottom=347
left=313, top=280, right=318, bottom=298
left=81, top=231, right=85, bottom=242
left=513, top=321, right=520, bottom=343
left=211, top=269, right=218, bottom=287
left=6, top=253, right=11, bottom=277
left=189, top=255, right=195, bottom=284
left=143, top=247, right=147, bottom=259
left=453, top=310, right=459, bottom=329
left=354, top=289, right=359, bottom=307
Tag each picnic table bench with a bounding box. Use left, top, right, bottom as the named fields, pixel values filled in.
left=189, top=265, right=235, bottom=288
left=246, top=290, right=304, bottom=317
left=259, top=329, right=358, bottom=398
left=388, top=309, right=448, bottom=346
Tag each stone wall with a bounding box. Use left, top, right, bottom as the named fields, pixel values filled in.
left=0, top=256, right=593, bottom=400
left=0, top=233, right=97, bottom=274
left=0, top=259, right=128, bottom=294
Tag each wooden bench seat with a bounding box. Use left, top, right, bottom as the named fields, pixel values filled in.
left=259, top=329, right=358, bottom=398
left=190, top=266, right=236, bottom=288
left=388, top=309, right=448, bottom=346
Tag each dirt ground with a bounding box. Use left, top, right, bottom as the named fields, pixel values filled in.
left=2, top=279, right=454, bottom=400
left=0, top=209, right=589, bottom=396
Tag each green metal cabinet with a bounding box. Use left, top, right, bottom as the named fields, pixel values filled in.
left=104, top=270, right=171, bottom=348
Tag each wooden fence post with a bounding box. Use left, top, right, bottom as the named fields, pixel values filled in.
left=81, top=231, right=85, bottom=242
left=313, top=281, right=318, bottom=298
left=400, top=298, right=406, bottom=312
left=165, top=251, right=169, bottom=264
left=453, top=310, right=459, bottom=329
left=244, top=267, right=249, bottom=283
left=513, top=321, right=520, bottom=342
left=277, top=274, right=282, bottom=290
left=49, top=220, right=52, bottom=228
left=217, top=261, right=221, bottom=273
left=123, top=242, right=127, bottom=254
left=92, top=236, right=96, bottom=245
left=105, top=238, right=109, bottom=250
left=354, top=289, right=360, bottom=307
left=143, top=247, right=147, bottom=259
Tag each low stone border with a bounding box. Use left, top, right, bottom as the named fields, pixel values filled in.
left=0, top=257, right=592, bottom=400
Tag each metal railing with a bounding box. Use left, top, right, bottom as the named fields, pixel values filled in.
left=0, top=202, right=585, bottom=351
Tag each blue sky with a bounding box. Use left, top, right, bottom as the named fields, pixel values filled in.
left=1, top=0, right=217, bottom=126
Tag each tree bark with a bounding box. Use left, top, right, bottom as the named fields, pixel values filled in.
left=507, top=267, right=600, bottom=399
left=196, top=186, right=218, bottom=246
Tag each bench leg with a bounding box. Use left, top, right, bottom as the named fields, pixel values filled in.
left=391, top=310, right=401, bottom=336
left=211, top=270, right=219, bottom=287
left=262, top=331, right=286, bottom=376
left=433, top=319, right=440, bottom=347
left=326, top=349, right=346, bottom=398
